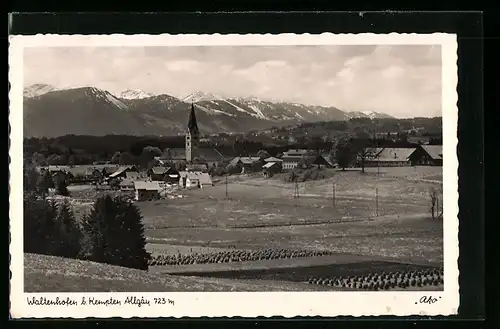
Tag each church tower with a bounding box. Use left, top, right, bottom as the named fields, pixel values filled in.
left=185, top=102, right=200, bottom=163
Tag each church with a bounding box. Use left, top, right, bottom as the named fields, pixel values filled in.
left=157, top=103, right=229, bottom=168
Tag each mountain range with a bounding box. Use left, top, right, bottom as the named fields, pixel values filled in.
left=23, top=84, right=394, bottom=137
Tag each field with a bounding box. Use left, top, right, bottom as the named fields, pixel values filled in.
left=24, top=253, right=334, bottom=292
left=31, top=166, right=444, bottom=291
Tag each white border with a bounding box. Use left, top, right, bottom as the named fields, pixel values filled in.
left=9, top=33, right=459, bottom=318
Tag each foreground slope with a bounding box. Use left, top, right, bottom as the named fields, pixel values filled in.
left=24, top=253, right=332, bottom=292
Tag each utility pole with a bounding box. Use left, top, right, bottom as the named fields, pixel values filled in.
left=225, top=173, right=228, bottom=199
left=294, top=178, right=300, bottom=199
left=375, top=187, right=379, bottom=217
left=332, top=182, right=336, bottom=208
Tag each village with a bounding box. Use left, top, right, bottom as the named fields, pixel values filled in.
left=36, top=102, right=442, bottom=203
left=27, top=103, right=444, bottom=293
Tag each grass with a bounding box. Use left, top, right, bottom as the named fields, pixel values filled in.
left=146, top=214, right=443, bottom=265
left=24, top=253, right=337, bottom=292
left=30, top=167, right=443, bottom=291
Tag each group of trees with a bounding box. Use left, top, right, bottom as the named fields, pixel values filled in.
left=23, top=166, right=149, bottom=270
left=24, top=164, right=69, bottom=197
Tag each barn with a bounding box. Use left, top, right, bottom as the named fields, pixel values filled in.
left=133, top=181, right=161, bottom=201
left=408, top=145, right=443, bottom=166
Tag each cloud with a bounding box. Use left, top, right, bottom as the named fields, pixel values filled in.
left=164, top=60, right=202, bottom=72
left=23, top=45, right=442, bottom=117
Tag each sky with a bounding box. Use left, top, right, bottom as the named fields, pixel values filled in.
left=24, top=45, right=442, bottom=118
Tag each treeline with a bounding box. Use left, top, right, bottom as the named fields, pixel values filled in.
left=23, top=165, right=149, bottom=270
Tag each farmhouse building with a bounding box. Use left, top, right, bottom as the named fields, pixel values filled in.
left=133, top=181, right=161, bottom=201
left=229, top=156, right=262, bottom=172
left=125, top=171, right=142, bottom=180
left=364, top=148, right=417, bottom=167
left=263, top=156, right=283, bottom=163
left=179, top=171, right=213, bottom=188
left=262, top=162, right=281, bottom=177
left=408, top=145, right=443, bottom=166
left=148, top=166, right=180, bottom=184
left=119, top=179, right=134, bottom=191
left=281, top=149, right=316, bottom=170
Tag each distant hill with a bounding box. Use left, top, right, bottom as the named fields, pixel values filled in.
left=23, top=85, right=396, bottom=137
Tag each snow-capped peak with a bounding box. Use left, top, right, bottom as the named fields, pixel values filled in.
left=182, top=91, right=224, bottom=103
left=85, top=87, right=128, bottom=110
left=120, top=89, right=154, bottom=99
left=23, top=84, right=57, bottom=98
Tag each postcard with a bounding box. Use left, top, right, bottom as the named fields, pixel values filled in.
left=9, top=32, right=458, bottom=318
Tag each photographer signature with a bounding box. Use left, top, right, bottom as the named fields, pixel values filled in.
left=416, top=296, right=442, bottom=304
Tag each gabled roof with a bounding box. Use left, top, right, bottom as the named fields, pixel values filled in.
left=179, top=171, right=211, bottom=183
left=264, top=157, right=283, bottom=162
left=372, top=148, right=417, bottom=162
left=108, top=166, right=135, bottom=178
left=284, top=149, right=309, bottom=156
left=262, top=162, right=278, bottom=169
left=421, top=145, right=443, bottom=160
left=231, top=156, right=261, bottom=165
left=134, top=181, right=161, bottom=191
left=126, top=171, right=141, bottom=180
left=150, top=166, right=169, bottom=175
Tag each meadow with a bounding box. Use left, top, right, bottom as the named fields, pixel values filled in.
left=32, top=166, right=444, bottom=291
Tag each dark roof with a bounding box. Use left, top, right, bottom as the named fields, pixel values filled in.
left=188, top=103, right=200, bottom=136
left=421, top=145, right=443, bottom=160
left=151, top=167, right=169, bottom=175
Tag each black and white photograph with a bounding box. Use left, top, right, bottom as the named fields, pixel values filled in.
left=9, top=33, right=459, bottom=318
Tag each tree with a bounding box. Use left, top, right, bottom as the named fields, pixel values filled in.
left=31, top=152, right=47, bottom=166
left=109, top=178, right=121, bottom=190
left=36, top=169, right=54, bottom=197
left=55, top=200, right=82, bottom=258
left=119, top=151, right=135, bottom=165
left=23, top=197, right=59, bottom=255
left=357, top=147, right=376, bottom=173
left=257, top=150, right=270, bottom=160
left=140, top=146, right=162, bottom=168
left=110, top=151, right=121, bottom=164
left=24, top=165, right=40, bottom=195
left=54, top=174, right=70, bottom=196
left=80, top=195, right=149, bottom=270
left=335, top=140, right=354, bottom=170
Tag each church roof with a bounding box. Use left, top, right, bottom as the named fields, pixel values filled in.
left=187, top=103, right=200, bottom=136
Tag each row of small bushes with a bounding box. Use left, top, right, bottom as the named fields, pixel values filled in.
left=308, top=268, right=444, bottom=290
left=149, top=248, right=333, bottom=266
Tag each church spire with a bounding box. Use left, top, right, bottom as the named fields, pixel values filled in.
left=187, top=102, right=200, bottom=136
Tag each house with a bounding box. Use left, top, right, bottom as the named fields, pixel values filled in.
left=119, top=179, right=135, bottom=191
left=263, top=156, right=283, bottom=163
left=179, top=171, right=213, bottom=188
left=281, top=149, right=315, bottom=170
left=186, top=163, right=209, bottom=172
left=262, top=162, right=281, bottom=178
left=148, top=166, right=169, bottom=181
left=311, top=154, right=334, bottom=168
left=409, top=145, right=443, bottom=166
left=229, top=156, right=262, bottom=172
left=133, top=181, right=161, bottom=201
left=365, top=148, right=417, bottom=167
left=320, top=152, right=336, bottom=168
left=125, top=171, right=142, bottom=181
